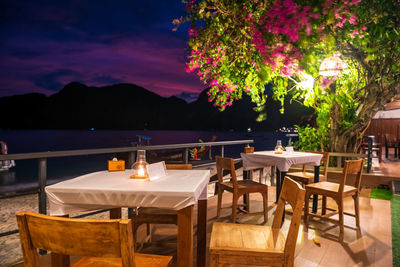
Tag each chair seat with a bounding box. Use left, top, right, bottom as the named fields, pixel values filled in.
left=73, top=253, right=172, bottom=267
left=221, top=180, right=268, bottom=193
left=210, top=222, right=285, bottom=264
left=133, top=207, right=177, bottom=225
left=306, top=181, right=357, bottom=195
left=286, top=172, right=326, bottom=183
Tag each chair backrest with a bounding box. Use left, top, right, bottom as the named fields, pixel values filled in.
left=385, top=133, right=396, bottom=146
left=16, top=211, right=135, bottom=267
left=302, top=152, right=330, bottom=179
left=271, top=177, right=305, bottom=264
left=165, top=164, right=192, bottom=170
left=216, top=156, right=238, bottom=188
left=339, top=159, right=364, bottom=193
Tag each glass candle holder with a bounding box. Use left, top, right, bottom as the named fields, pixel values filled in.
left=130, top=150, right=149, bottom=179
left=274, top=140, right=284, bottom=154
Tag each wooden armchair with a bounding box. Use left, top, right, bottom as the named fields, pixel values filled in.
left=286, top=151, right=330, bottom=186
left=131, top=164, right=192, bottom=250
left=209, top=177, right=305, bottom=267
left=304, top=159, right=364, bottom=240
left=216, top=156, right=268, bottom=223
left=16, top=211, right=172, bottom=267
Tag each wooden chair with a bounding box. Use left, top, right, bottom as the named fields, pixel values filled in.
left=209, top=177, right=305, bottom=267
left=304, top=159, right=364, bottom=240
left=216, top=156, right=268, bottom=223
left=286, top=152, right=330, bottom=186
left=131, top=164, right=192, bottom=249
left=16, top=211, right=172, bottom=267
left=384, top=133, right=398, bottom=158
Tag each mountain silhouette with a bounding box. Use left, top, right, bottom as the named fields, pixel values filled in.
left=0, top=82, right=313, bottom=130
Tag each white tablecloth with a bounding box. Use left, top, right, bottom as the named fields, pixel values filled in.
left=45, top=169, right=210, bottom=216
left=241, top=151, right=323, bottom=172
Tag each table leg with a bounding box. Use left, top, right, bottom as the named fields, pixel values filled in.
left=197, top=199, right=207, bottom=267
left=275, top=170, right=286, bottom=203
left=270, top=166, right=276, bottom=186
left=109, top=208, right=121, bottom=219
left=243, top=170, right=249, bottom=211
left=312, top=166, right=320, bottom=213
left=178, top=205, right=194, bottom=267
left=276, top=170, right=287, bottom=224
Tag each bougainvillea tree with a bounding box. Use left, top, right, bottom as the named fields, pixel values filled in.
left=174, top=0, right=400, bottom=152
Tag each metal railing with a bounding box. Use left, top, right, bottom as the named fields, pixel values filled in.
left=0, top=139, right=254, bottom=238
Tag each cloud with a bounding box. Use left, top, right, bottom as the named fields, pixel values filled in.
left=34, top=69, right=82, bottom=91
left=0, top=0, right=204, bottom=98
left=176, top=91, right=200, bottom=103
left=90, top=75, right=123, bottom=85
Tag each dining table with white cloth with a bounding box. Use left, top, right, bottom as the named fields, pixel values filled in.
left=241, top=151, right=323, bottom=212
left=45, top=168, right=210, bottom=267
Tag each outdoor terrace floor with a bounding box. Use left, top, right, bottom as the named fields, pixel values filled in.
left=8, top=186, right=392, bottom=267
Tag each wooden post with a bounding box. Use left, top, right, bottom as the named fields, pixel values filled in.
left=184, top=148, right=189, bottom=164
left=367, top=137, right=372, bottom=173
left=128, top=151, right=136, bottom=168
left=38, top=158, right=47, bottom=256
left=38, top=158, right=47, bottom=215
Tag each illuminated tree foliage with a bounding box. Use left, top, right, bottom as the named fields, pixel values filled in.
left=175, top=0, right=400, bottom=152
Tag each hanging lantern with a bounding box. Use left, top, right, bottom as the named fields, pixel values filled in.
left=319, top=56, right=347, bottom=76
left=130, top=150, right=149, bottom=179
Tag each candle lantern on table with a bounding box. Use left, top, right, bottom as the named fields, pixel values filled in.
left=274, top=140, right=283, bottom=154
left=130, top=150, right=149, bottom=179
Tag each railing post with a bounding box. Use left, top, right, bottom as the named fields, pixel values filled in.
left=367, top=137, right=372, bottom=173
left=220, top=145, right=224, bottom=157
left=38, top=158, right=47, bottom=215
left=184, top=148, right=189, bottom=164
left=128, top=151, right=136, bottom=168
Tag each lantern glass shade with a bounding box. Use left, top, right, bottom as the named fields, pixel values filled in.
left=130, top=150, right=149, bottom=179
left=319, top=56, right=346, bottom=76
left=274, top=140, right=283, bottom=154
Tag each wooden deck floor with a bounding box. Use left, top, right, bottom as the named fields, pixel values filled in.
left=13, top=186, right=392, bottom=267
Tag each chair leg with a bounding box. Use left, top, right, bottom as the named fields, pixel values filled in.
left=262, top=191, right=268, bottom=223
left=322, top=196, right=327, bottom=215
left=386, top=147, right=388, bottom=158
left=337, top=199, right=344, bottom=240
left=259, top=168, right=264, bottom=184
left=146, top=223, right=152, bottom=243
left=232, top=195, right=238, bottom=223
left=217, top=186, right=223, bottom=218
left=304, top=191, right=312, bottom=227
left=353, top=194, right=360, bottom=228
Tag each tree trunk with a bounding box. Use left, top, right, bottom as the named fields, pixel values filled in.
left=328, top=82, right=400, bottom=153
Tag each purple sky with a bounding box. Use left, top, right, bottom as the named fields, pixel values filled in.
left=0, top=0, right=205, bottom=102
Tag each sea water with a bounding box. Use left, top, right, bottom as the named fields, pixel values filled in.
left=0, top=130, right=289, bottom=196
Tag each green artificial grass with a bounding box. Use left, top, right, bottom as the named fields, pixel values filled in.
left=392, top=195, right=400, bottom=267
left=369, top=188, right=392, bottom=200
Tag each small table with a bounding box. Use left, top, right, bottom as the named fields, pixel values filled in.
left=241, top=151, right=323, bottom=212
left=46, top=169, right=210, bottom=267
